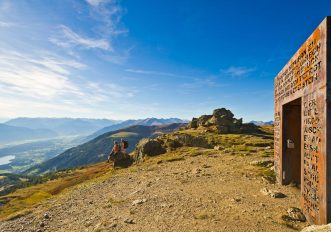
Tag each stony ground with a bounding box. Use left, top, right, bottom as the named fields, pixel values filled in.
left=0, top=145, right=309, bottom=232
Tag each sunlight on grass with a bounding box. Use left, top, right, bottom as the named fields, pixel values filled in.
left=110, top=132, right=139, bottom=138
left=0, top=163, right=113, bottom=221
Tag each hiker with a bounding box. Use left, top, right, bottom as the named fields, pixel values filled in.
left=107, top=141, right=121, bottom=164
left=120, top=138, right=129, bottom=154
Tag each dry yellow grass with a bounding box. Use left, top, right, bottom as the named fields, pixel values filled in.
left=0, top=163, right=113, bottom=221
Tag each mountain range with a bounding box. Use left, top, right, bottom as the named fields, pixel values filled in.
left=4, top=118, right=120, bottom=137
left=24, top=123, right=186, bottom=175
left=0, top=124, right=57, bottom=144
left=249, top=120, right=274, bottom=125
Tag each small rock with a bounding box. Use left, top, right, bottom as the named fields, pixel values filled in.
left=260, top=188, right=286, bottom=198
left=89, top=201, right=93, bottom=204
left=192, top=168, right=202, bottom=174
left=287, top=207, right=306, bottom=222
left=250, top=159, right=274, bottom=168
left=110, top=223, right=117, bottom=228
left=124, top=218, right=135, bottom=224
left=260, top=188, right=270, bottom=196
left=202, top=164, right=211, bottom=168
left=214, top=145, right=224, bottom=151
left=265, top=146, right=271, bottom=150
left=231, top=198, right=241, bottom=203
left=40, top=222, right=45, bottom=228
left=260, top=203, right=266, bottom=207
left=270, top=191, right=286, bottom=198
left=44, top=213, right=50, bottom=219
left=132, top=199, right=147, bottom=206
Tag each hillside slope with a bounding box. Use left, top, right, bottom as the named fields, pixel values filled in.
left=24, top=124, right=185, bottom=175
left=87, top=118, right=188, bottom=140
left=0, top=125, right=309, bottom=231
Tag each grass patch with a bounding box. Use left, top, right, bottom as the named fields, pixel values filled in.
left=107, top=197, right=125, bottom=205
left=165, top=157, right=185, bottom=162
left=194, top=212, right=214, bottom=220
left=261, top=167, right=275, bottom=178
left=110, top=132, right=139, bottom=138
left=259, top=167, right=276, bottom=184
left=3, top=209, right=32, bottom=221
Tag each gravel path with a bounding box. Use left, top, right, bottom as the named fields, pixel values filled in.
left=0, top=150, right=309, bottom=232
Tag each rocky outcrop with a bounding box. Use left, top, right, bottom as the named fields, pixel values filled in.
left=156, top=133, right=213, bottom=152
left=212, top=108, right=242, bottom=133
left=133, top=139, right=166, bottom=162
left=188, top=108, right=260, bottom=134
left=173, top=134, right=211, bottom=148
left=197, top=115, right=213, bottom=127
left=188, top=118, right=198, bottom=129
left=302, top=224, right=331, bottom=232
left=137, top=139, right=166, bottom=156
left=158, top=137, right=183, bottom=151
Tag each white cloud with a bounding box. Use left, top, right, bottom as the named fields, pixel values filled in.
left=0, top=21, right=14, bottom=28
left=221, top=66, right=255, bottom=78
left=85, top=0, right=127, bottom=37
left=50, top=25, right=111, bottom=50
left=86, top=0, right=109, bottom=7
left=0, top=50, right=137, bottom=118
left=0, top=52, right=84, bottom=98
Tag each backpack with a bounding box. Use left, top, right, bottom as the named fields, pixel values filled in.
left=122, top=140, right=129, bottom=149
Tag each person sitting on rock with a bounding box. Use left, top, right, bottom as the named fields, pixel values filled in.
left=120, top=138, right=127, bottom=154
left=107, top=141, right=121, bottom=164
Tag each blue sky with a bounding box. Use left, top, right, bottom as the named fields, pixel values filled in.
left=0, top=0, right=330, bottom=121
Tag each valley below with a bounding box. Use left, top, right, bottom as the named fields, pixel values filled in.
left=0, top=136, right=84, bottom=174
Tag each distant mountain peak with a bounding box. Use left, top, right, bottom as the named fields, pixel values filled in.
left=249, top=120, right=274, bottom=125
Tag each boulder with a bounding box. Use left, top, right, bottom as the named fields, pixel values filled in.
left=108, top=152, right=133, bottom=168
left=210, top=108, right=243, bottom=134
left=164, top=138, right=183, bottom=151
left=188, top=117, right=198, bottom=129
left=173, top=134, right=212, bottom=148
left=137, top=139, right=166, bottom=157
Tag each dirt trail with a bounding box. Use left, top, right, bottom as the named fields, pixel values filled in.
left=0, top=148, right=308, bottom=232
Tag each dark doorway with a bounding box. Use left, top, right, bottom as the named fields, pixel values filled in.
left=282, top=98, right=302, bottom=185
